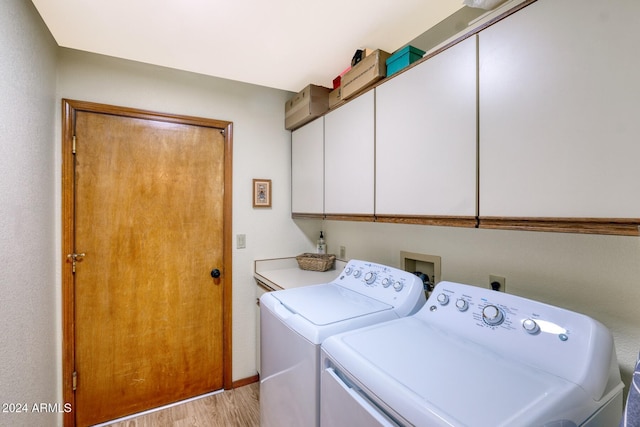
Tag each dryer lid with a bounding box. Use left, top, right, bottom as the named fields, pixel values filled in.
left=323, top=317, right=588, bottom=427
left=272, top=283, right=393, bottom=326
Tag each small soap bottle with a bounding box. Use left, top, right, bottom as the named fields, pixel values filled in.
left=316, top=231, right=326, bottom=254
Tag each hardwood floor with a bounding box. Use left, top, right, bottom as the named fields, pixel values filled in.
left=104, top=382, right=259, bottom=427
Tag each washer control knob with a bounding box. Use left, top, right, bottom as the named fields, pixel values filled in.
left=522, top=318, right=540, bottom=334
left=353, top=270, right=362, bottom=278
left=436, top=293, right=449, bottom=305
left=455, top=298, right=469, bottom=312
left=345, top=267, right=353, bottom=275
left=364, top=272, right=377, bottom=285
left=393, top=281, right=404, bottom=292
left=482, top=305, right=504, bottom=326
left=382, top=278, right=392, bottom=288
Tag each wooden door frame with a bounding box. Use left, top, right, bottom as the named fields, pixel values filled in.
left=61, top=99, right=234, bottom=426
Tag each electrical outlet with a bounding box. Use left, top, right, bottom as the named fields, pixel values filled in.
left=339, top=246, right=346, bottom=259
left=489, top=275, right=506, bottom=292
left=237, top=234, right=246, bottom=249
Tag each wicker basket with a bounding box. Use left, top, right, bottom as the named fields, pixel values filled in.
left=296, top=253, right=336, bottom=272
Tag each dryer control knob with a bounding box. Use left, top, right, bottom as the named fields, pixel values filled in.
left=455, top=298, right=469, bottom=312
left=482, top=305, right=504, bottom=326
left=437, top=293, right=449, bottom=305
left=522, top=318, right=540, bottom=334
left=364, top=272, right=377, bottom=285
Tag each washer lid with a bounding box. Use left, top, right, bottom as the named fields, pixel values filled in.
left=272, top=283, right=393, bottom=326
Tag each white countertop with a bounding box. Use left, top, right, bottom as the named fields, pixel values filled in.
left=254, top=257, right=347, bottom=291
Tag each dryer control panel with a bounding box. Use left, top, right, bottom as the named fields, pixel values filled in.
left=333, top=260, right=426, bottom=317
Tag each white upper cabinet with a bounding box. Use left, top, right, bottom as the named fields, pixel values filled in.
left=479, top=0, right=640, bottom=218
left=291, top=117, right=324, bottom=215
left=376, top=36, right=478, bottom=217
left=324, top=90, right=375, bottom=216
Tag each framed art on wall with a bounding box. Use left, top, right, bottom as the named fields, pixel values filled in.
left=253, top=179, right=272, bottom=207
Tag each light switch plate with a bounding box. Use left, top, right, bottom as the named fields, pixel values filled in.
left=237, top=234, right=246, bottom=249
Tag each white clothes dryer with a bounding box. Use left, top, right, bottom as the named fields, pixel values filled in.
left=321, top=281, right=624, bottom=427
left=259, top=259, right=426, bottom=427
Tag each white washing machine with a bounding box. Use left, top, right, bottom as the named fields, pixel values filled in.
left=321, top=281, right=624, bottom=427
left=260, top=259, right=426, bottom=427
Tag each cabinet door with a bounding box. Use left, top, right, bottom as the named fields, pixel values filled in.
left=324, top=91, right=375, bottom=216
left=479, top=0, right=640, bottom=218
left=291, top=117, right=324, bottom=215
left=376, top=36, right=477, bottom=217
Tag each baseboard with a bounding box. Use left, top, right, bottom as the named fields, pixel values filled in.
left=231, top=374, right=259, bottom=389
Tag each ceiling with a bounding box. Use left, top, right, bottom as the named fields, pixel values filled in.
left=31, top=0, right=464, bottom=92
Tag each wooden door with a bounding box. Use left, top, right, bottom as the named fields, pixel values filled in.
left=61, top=100, right=233, bottom=427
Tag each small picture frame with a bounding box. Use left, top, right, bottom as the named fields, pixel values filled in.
left=253, top=179, right=272, bottom=208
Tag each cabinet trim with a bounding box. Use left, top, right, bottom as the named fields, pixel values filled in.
left=293, top=213, right=640, bottom=236
left=292, top=212, right=324, bottom=220
left=479, top=217, right=640, bottom=236
left=325, top=214, right=375, bottom=222
left=292, top=213, right=377, bottom=222
left=376, top=215, right=477, bottom=228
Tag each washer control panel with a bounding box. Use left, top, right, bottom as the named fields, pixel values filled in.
left=428, top=281, right=575, bottom=337
left=421, top=281, right=613, bottom=392
left=334, top=260, right=426, bottom=316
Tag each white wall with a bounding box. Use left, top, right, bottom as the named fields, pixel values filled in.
left=55, top=48, right=319, bottom=391
left=0, top=1, right=58, bottom=426
left=319, top=220, right=640, bottom=388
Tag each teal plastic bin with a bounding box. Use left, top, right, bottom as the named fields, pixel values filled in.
left=386, top=45, right=426, bottom=77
